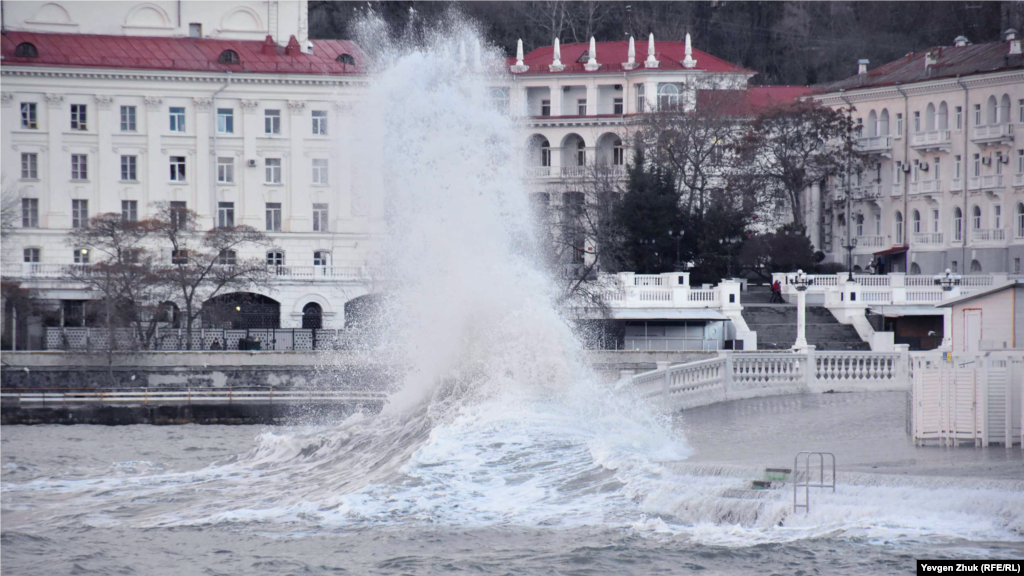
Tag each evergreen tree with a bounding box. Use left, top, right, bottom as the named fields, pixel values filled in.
left=614, top=148, right=686, bottom=274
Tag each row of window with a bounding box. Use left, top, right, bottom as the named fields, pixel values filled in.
left=859, top=96, right=1023, bottom=138
left=19, top=102, right=330, bottom=136
left=888, top=150, right=1024, bottom=184
left=21, top=246, right=335, bottom=268
left=21, top=198, right=331, bottom=233
left=853, top=204, right=1024, bottom=243
left=19, top=152, right=331, bottom=185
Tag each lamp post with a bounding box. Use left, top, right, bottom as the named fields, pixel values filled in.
left=840, top=237, right=858, bottom=282
left=934, top=268, right=960, bottom=350
left=722, top=234, right=741, bottom=279
left=667, top=230, right=684, bottom=271
left=792, top=269, right=814, bottom=350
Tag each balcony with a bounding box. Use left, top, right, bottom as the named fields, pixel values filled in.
left=972, top=123, right=1014, bottom=146
left=850, top=183, right=881, bottom=200
left=911, top=232, right=944, bottom=247
left=856, top=135, right=892, bottom=156
left=909, top=180, right=943, bottom=196
left=525, top=166, right=554, bottom=179
left=971, top=228, right=1007, bottom=245
left=950, top=177, right=964, bottom=193
left=910, top=129, right=952, bottom=152
left=967, top=174, right=1004, bottom=192
left=854, top=235, right=890, bottom=251
left=1013, top=173, right=1024, bottom=188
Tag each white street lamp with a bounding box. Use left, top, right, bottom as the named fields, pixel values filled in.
left=792, top=269, right=814, bottom=350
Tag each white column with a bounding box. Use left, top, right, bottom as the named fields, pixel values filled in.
left=143, top=96, right=163, bottom=219
left=240, top=99, right=260, bottom=228
left=586, top=81, right=598, bottom=116
left=45, top=94, right=66, bottom=228
left=193, top=97, right=213, bottom=225
left=795, top=288, right=808, bottom=349
left=286, top=100, right=306, bottom=231
left=551, top=81, right=562, bottom=116
left=808, top=182, right=822, bottom=249
left=95, top=96, right=116, bottom=214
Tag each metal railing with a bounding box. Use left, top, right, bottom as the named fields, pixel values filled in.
left=793, top=451, right=836, bottom=514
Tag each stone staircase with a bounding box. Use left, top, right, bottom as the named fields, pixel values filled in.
left=741, top=287, right=869, bottom=350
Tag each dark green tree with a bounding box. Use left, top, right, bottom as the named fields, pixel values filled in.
left=614, top=148, right=685, bottom=275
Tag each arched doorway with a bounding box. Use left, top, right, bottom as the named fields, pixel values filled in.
left=302, top=302, right=323, bottom=329
left=202, top=292, right=280, bottom=329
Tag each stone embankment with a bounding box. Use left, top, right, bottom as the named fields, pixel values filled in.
left=0, top=350, right=710, bottom=424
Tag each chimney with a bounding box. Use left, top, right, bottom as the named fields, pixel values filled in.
left=261, top=35, right=277, bottom=56
left=1005, top=28, right=1018, bottom=41
left=857, top=59, right=869, bottom=75
left=953, top=35, right=969, bottom=47
left=924, top=49, right=938, bottom=71
left=285, top=35, right=301, bottom=56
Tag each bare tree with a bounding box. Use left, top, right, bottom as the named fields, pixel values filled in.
left=152, top=203, right=271, bottom=349
left=733, top=99, right=864, bottom=229
left=1, top=182, right=20, bottom=247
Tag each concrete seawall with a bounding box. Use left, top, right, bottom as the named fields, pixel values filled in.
left=0, top=350, right=713, bottom=424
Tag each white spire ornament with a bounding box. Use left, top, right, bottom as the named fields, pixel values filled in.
left=645, top=32, right=659, bottom=68
left=682, top=32, right=697, bottom=68
left=549, top=38, right=565, bottom=72
left=510, top=38, right=529, bottom=73
left=623, top=35, right=638, bottom=70
left=584, top=36, right=601, bottom=71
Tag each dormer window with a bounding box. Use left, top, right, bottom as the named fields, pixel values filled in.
left=218, top=50, right=240, bottom=64
left=576, top=51, right=589, bottom=63
left=15, top=42, right=38, bottom=58
left=336, top=53, right=355, bottom=65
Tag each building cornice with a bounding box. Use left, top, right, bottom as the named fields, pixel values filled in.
left=0, top=66, right=368, bottom=88
left=812, top=70, right=1024, bottom=105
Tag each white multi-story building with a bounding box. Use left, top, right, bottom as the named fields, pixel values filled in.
left=507, top=35, right=754, bottom=201
left=0, top=2, right=805, bottom=350
left=1, top=0, right=381, bottom=341
left=810, top=32, right=1024, bottom=275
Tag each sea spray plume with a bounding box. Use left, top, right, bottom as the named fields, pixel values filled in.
left=347, top=14, right=596, bottom=416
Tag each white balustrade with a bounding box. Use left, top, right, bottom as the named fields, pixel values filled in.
left=854, top=235, right=889, bottom=249
left=911, top=232, right=943, bottom=246
left=1014, top=173, right=1024, bottom=188
left=968, top=174, right=1004, bottom=191
left=971, top=123, right=1014, bottom=142
left=852, top=274, right=890, bottom=287
left=560, top=166, right=587, bottom=178
left=909, top=180, right=942, bottom=195
left=971, top=228, right=1006, bottom=243
left=850, top=183, right=881, bottom=199
left=688, top=289, right=717, bottom=302
left=950, top=177, right=964, bottom=192
left=856, top=135, right=892, bottom=153
left=524, top=166, right=553, bottom=178
left=632, top=275, right=664, bottom=286
left=910, top=129, right=951, bottom=149
left=635, top=348, right=911, bottom=413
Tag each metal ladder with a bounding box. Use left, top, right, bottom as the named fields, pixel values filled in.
left=793, top=451, right=836, bottom=514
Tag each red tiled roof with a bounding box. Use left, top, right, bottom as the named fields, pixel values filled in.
left=1, top=31, right=367, bottom=75
left=513, top=40, right=753, bottom=75
left=696, top=86, right=812, bottom=116
left=815, top=40, right=1023, bottom=93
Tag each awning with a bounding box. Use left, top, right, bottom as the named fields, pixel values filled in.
left=873, top=246, right=908, bottom=257
left=868, top=306, right=945, bottom=317
left=610, top=308, right=729, bottom=321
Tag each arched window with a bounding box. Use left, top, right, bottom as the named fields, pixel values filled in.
left=953, top=207, right=963, bottom=241
left=576, top=139, right=586, bottom=166
left=912, top=210, right=921, bottom=234
left=972, top=205, right=982, bottom=230
left=910, top=262, right=921, bottom=274
left=158, top=301, right=181, bottom=328
left=867, top=110, right=878, bottom=137
left=336, top=53, right=355, bottom=65
left=999, top=94, right=1011, bottom=124
left=970, top=260, right=982, bottom=273
left=986, top=95, right=998, bottom=125
left=1016, top=203, right=1024, bottom=238
left=925, top=103, right=936, bottom=131
left=856, top=214, right=864, bottom=236
left=14, top=43, right=38, bottom=58
left=302, top=302, right=323, bottom=330
left=611, top=137, right=624, bottom=166
left=266, top=250, right=284, bottom=267
left=539, top=138, right=551, bottom=167
left=218, top=50, right=240, bottom=64
left=658, top=84, right=680, bottom=109
left=879, top=109, right=890, bottom=136
left=894, top=211, right=904, bottom=244
left=937, top=102, right=948, bottom=130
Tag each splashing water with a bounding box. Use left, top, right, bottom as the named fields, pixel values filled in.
left=3, top=18, right=1023, bottom=574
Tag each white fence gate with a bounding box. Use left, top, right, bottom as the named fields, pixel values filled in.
left=911, top=353, right=1024, bottom=447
